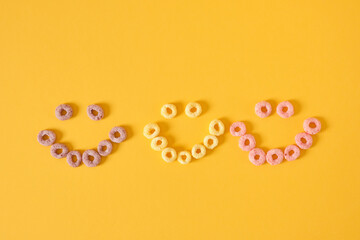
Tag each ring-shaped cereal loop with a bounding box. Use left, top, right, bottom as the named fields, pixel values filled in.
left=203, top=135, right=218, bottom=149
left=255, top=101, right=272, bottom=118
left=50, top=143, right=69, bottom=159
left=151, top=136, right=168, bottom=151
left=55, top=104, right=73, bottom=121
left=276, top=101, right=294, bottom=118
left=248, top=148, right=266, bottom=166
left=161, top=147, right=177, bottom=163
left=209, top=119, right=225, bottom=136
left=191, top=144, right=206, bottom=159
left=82, top=150, right=101, bottom=167
left=303, top=117, right=321, bottom=135
left=109, top=126, right=127, bottom=143
left=239, top=134, right=256, bottom=151
left=37, top=130, right=56, bottom=146
left=177, top=151, right=192, bottom=164
left=66, top=150, right=82, bottom=167
left=230, top=122, right=246, bottom=137
left=284, top=145, right=301, bottom=161
left=97, top=140, right=113, bottom=156
left=87, top=104, right=104, bottom=121
left=143, top=123, right=160, bottom=139
left=185, top=102, right=202, bottom=118
left=266, top=149, right=284, bottom=165
left=161, top=104, right=177, bottom=119
left=295, top=132, right=313, bottom=149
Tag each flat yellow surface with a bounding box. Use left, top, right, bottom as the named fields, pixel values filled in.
left=1, top=1, right=360, bottom=239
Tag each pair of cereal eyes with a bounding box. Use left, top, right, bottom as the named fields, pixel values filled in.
left=55, top=104, right=104, bottom=121
left=161, top=102, right=202, bottom=119
left=255, top=101, right=294, bottom=118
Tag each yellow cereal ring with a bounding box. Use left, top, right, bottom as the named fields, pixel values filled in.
left=203, top=135, right=218, bottom=149
left=143, top=123, right=160, bottom=139
left=185, top=102, right=202, bottom=118
left=177, top=151, right=192, bottom=164
left=161, top=147, right=177, bottom=163
left=161, top=104, right=177, bottom=119
left=191, top=144, right=206, bottom=159
left=151, top=136, right=168, bottom=151
left=209, top=119, right=225, bottom=136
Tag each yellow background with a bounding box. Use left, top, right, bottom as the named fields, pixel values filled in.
left=1, top=1, right=360, bottom=239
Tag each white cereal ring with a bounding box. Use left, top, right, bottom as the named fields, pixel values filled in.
left=230, top=122, right=246, bottom=137
left=248, top=148, right=266, bottom=166
left=191, top=144, right=206, bottom=159
left=143, top=123, right=160, bottom=139
left=177, top=151, right=192, bottom=164
left=276, top=101, right=294, bottom=118
left=303, top=117, right=321, bottom=135
left=151, top=136, right=168, bottom=151
left=266, top=149, right=284, bottom=165
left=161, top=104, right=177, bottom=119
left=255, top=101, right=272, bottom=118
left=209, top=119, right=225, bottom=136
left=284, top=145, right=300, bottom=161
left=161, top=147, right=177, bottom=163
left=295, top=132, right=313, bottom=149
left=185, top=102, right=202, bottom=118
left=238, top=134, right=256, bottom=151
left=203, top=135, right=218, bottom=149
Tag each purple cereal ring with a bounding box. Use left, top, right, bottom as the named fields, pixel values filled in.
left=87, top=104, right=104, bottom=121
left=50, top=143, right=69, bottom=159
left=239, top=134, right=256, bottom=151
left=109, top=126, right=127, bottom=143
left=295, top=132, right=313, bottom=149
left=82, top=150, right=101, bottom=167
left=97, top=140, right=113, bottom=156
left=303, top=117, right=321, bottom=135
left=276, top=101, right=294, bottom=118
left=55, top=104, right=73, bottom=120
left=255, top=101, right=272, bottom=118
left=37, top=130, right=56, bottom=146
left=248, top=148, right=266, bottom=166
left=266, top=149, right=284, bottom=165
left=66, top=150, right=82, bottom=167
left=230, top=122, right=246, bottom=137
left=284, top=145, right=300, bottom=161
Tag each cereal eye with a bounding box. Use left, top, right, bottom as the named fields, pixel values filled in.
left=161, top=104, right=177, bottom=119
left=255, top=101, right=272, bottom=118
left=185, top=102, right=202, bottom=118
left=55, top=104, right=73, bottom=121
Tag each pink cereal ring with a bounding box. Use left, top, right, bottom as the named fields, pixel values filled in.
left=266, top=149, right=284, bottom=165
left=284, top=145, right=300, bottom=161
left=303, top=117, right=321, bottom=135
left=248, top=148, right=266, bottom=166
left=37, top=130, right=56, bottom=146
left=87, top=104, right=104, bottom=121
left=255, top=101, right=272, bottom=118
left=66, top=150, right=82, bottom=167
left=230, top=122, right=246, bottom=137
left=55, top=104, right=73, bottom=121
left=50, top=143, right=69, bottom=159
left=295, top=132, right=313, bottom=149
left=97, top=140, right=113, bottom=156
left=109, top=126, right=127, bottom=143
left=82, top=150, right=101, bottom=167
left=276, top=101, right=294, bottom=118
left=239, top=134, right=256, bottom=151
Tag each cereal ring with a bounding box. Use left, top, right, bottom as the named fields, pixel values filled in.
left=161, top=104, right=177, bottom=119
left=66, top=150, right=82, bottom=167
left=191, top=144, right=206, bottom=159
left=87, top=104, right=104, bottom=121
left=303, top=117, right=321, bottom=135
left=55, top=104, right=73, bottom=121
left=185, top=102, right=202, bottom=118
left=151, top=136, right=168, bottom=151
left=266, top=149, right=284, bottom=165
left=248, top=148, right=266, bottom=166
left=37, top=130, right=56, bottom=146
left=276, top=101, right=294, bottom=118
left=238, top=134, right=256, bottom=151
left=161, top=148, right=177, bottom=163
left=295, top=132, right=313, bottom=149
left=177, top=151, right=192, bottom=164
left=209, top=119, right=225, bottom=136
left=255, top=101, right=272, bottom=118
left=230, top=122, right=246, bottom=137
left=203, top=135, right=218, bottom=149
left=143, top=123, right=160, bottom=139
left=284, top=145, right=300, bottom=161
left=82, top=150, right=101, bottom=167
left=97, top=140, right=113, bottom=156
left=50, top=143, right=69, bottom=159
left=109, top=126, right=127, bottom=143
